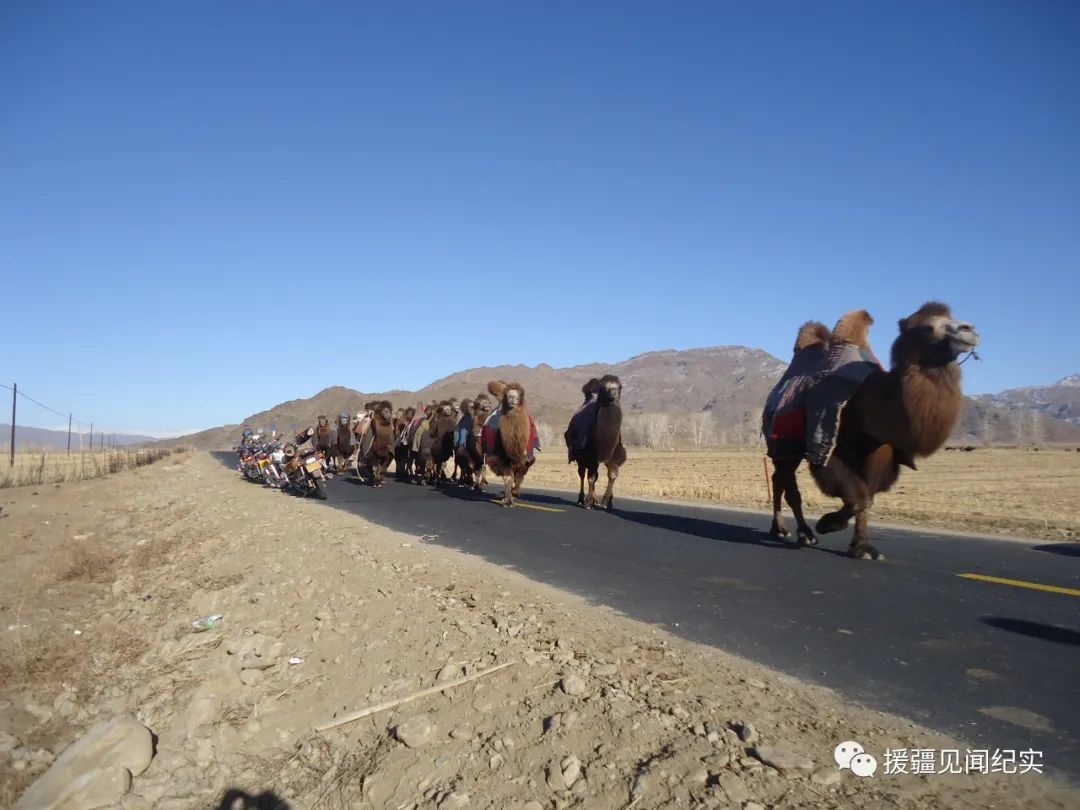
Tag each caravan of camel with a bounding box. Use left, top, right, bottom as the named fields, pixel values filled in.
left=279, top=301, right=980, bottom=561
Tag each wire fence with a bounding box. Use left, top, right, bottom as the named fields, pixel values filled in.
left=0, top=382, right=184, bottom=488
left=1, top=381, right=134, bottom=461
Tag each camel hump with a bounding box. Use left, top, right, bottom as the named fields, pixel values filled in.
left=488, top=380, right=507, bottom=398
left=832, top=309, right=874, bottom=348
left=794, top=321, right=830, bottom=353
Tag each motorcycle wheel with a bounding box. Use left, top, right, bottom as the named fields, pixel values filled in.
left=314, top=477, right=328, bottom=500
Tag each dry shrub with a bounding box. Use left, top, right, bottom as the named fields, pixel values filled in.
left=0, top=625, right=81, bottom=692
left=128, top=537, right=174, bottom=571
left=0, top=448, right=187, bottom=489
left=57, top=538, right=120, bottom=583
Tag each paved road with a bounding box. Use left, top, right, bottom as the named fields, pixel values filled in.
left=217, top=454, right=1080, bottom=780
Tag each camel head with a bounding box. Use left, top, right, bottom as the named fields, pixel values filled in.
left=599, top=374, right=622, bottom=405
left=473, top=393, right=493, bottom=420
left=338, top=412, right=350, bottom=427
left=317, top=415, right=329, bottom=429
left=461, top=399, right=474, bottom=416
left=488, top=380, right=524, bottom=413
left=438, top=400, right=453, bottom=417
left=794, top=321, right=830, bottom=353
left=891, top=302, right=980, bottom=368
left=377, top=401, right=393, bottom=424
left=450, top=398, right=460, bottom=417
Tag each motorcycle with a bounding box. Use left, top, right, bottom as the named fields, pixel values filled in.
left=281, top=428, right=329, bottom=500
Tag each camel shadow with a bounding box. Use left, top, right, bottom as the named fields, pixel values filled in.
left=614, top=509, right=852, bottom=557
left=1030, top=543, right=1080, bottom=558
left=981, top=617, right=1080, bottom=647
left=214, top=788, right=291, bottom=810
left=431, top=482, right=573, bottom=508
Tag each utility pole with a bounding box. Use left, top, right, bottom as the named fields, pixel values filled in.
left=67, top=413, right=72, bottom=455
left=89, top=423, right=93, bottom=454
left=8, top=383, right=15, bottom=466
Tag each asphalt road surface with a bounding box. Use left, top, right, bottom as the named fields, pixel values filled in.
left=218, top=454, right=1080, bottom=780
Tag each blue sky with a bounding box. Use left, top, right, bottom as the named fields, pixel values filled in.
left=2, top=1, right=1078, bottom=435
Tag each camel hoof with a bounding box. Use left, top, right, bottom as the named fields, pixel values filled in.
left=604, top=500, right=613, bottom=513
left=849, top=544, right=884, bottom=560
left=770, top=524, right=791, bottom=539
left=816, top=513, right=850, bottom=535
left=796, top=530, right=818, bottom=547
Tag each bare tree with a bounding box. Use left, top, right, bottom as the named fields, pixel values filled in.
left=642, top=413, right=671, bottom=449
left=535, top=421, right=558, bottom=453
left=686, top=412, right=714, bottom=448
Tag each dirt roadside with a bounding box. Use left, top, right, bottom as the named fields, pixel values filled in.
left=0, top=452, right=1075, bottom=809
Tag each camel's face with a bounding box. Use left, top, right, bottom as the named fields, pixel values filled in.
left=318, top=416, right=329, bottom=429
left=380, top=406, right=392, bottom=422
left=917, top=315, right=980, bottom=361
left=440, top=404, right=453, bottom=417
left=505, top=389, right=521, bottom=410
left=604, top=381, right=621, bottom=403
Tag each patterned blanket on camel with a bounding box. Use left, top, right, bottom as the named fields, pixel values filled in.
left=763, top=341, right=883, bottom=466
left=482, top=411, right=540, bottom=461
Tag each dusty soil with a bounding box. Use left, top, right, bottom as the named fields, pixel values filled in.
left=527, top=447, right=1080, bottom=542
left=1, top=452, right=1076, bottom=809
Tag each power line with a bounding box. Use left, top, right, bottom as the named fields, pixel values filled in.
left=0, top=382, right=91, bottom=428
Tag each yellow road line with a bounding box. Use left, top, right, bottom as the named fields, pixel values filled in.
left=486, top=498, right=564, bottom=513
left=957, top=573, right=1080, bottom=598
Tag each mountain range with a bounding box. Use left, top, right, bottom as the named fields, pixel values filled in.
left=167, top=347, right=1080, bottom=450
left=2, top=424, right=157, bottom=452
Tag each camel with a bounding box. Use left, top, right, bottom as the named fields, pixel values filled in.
left=330, top=412, right=353, bottom=473
left=451, top=399, right=474, bottom=483
left=314, top=415, right=334, bottom=475
left=407, top=403, right=436, bottom=484
left=456, top=394, right=492, bottom=490
left=566, top=376, right=627, bottom=511
left=484, top=381, right=538, bottom=507
left=360, top=401, right=395, bottom=487
left=762, top=321, right=832, bottom=544
left=393, top=407, right=414, bottom=481
left=764, top=302, right=979, bottom=559
left=428, top=401, right=459, bottom=485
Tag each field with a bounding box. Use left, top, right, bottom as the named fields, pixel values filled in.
left=527, top=446, right=1080, bottom=541
left=0, top=447, right=184, bottom=488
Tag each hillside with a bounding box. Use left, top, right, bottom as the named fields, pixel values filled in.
left=170, top=348, right=1080, bottom=450
left=974, top=373, right=1080, bottom=429
left=2, top=424, right=157, bottom=452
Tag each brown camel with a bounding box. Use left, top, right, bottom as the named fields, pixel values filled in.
left=428, top=400, right=458, bottom=485
left=330, top=412, right=353, bottom=473
left=314, top=415, right=334, bottom=473
left=567, top=376, right=627, bottom=511
left=766, top=302, right=979, bottom=559
left=485, top=381, right=538, bottom=507
left=361, top=401, right=395, bottom=487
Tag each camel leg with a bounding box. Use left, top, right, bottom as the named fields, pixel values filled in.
left=601, top=462, right=618, bottom=512
left=848, top=507, right=883, bottom=560
left=576, top=462, right=586, bottom=506
left=501, top=474, right=514, bottom=507
left=786, top=485, right=817, bottom=546
left=584, top=466, right=599, bottom=509
left=817, top=502, right=854, bottom=535
left=769, top=460, right=792, bottom=539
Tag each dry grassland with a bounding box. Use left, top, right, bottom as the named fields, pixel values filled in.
left=0, top=447, right=183, bottom=488
left=527, top=446, right=1080, bottom=541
